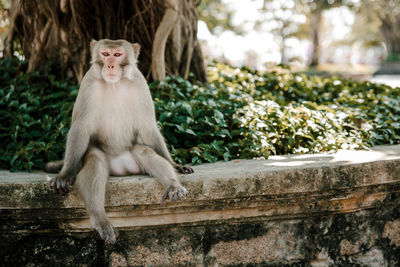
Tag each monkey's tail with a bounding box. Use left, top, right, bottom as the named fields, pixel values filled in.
left=44, top=160, right=64, bottom=173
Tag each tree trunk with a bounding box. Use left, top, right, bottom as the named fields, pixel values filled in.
left=309, top=10, right=322, bottom=67
left=279, top=25, right=287, bottom=64
left=380, top=17, right=400, bottom=57
left=4, top=0, right=18, bottom=57
left=6, top=0, right=206, bottom=82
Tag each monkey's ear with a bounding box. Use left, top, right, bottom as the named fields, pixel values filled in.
left=132, top=43, right=140, bottom=59
left=90, top=40, right=98, bottom=51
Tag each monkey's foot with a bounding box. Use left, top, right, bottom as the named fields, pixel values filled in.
left=161, top=185, right=188, bottom=203
left=175, top=164, right=194, bottom=174
left=95, top=222, right=118, bottom=245
left=49, top=174, right=76, bottom=195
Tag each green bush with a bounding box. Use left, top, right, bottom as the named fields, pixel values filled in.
left=385, top=53, right=400, bottom=62
left=1, top=59, right=400, bottom=171
left=0, top=58, right=77, bottom=171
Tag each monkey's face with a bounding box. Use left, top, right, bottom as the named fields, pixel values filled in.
left=99, top=47, right=126, bottom=83
left=90, top=39, right=140, bottom=83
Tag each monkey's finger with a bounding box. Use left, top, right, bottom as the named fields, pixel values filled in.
left=50, top=179, right=58, bottom=193
left=160, top=191, right=170, bottom=204
left=50, top=177, right=59, bottom=187
left=60, top=186, right=69, bottom=195
left=106, top=238, right=116, bottom=245
left=184, top=166, right=194, bottom=174
left=61, top=179, right=67, bottom=188
left=52, top=184, right=58, bottom=193
left=53, top=179, right=65, bottom=195
left=178, top=165, right=194, bottom=174
left=173, top=191, right=184, bottom=201
left=56, top=179, right=62, bottom=190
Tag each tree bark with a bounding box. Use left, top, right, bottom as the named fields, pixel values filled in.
left=309, top=10, right=322, bottom=67
left=152, top=0, right=179, bottom=81
left=380, top=17, right=400, bottom=56
left=6, top=0, right=206, bottom=83
left=4, top=0, right=20, bottom=58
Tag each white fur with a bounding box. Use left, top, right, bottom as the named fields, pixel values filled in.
left=109, top=151, right=141, bottom=176
left=86, top=79, right=144, bottom=176
left=122, top=65, right=135, bottom=80
left=101, top=68, right=122, bottom=84
left=90, top=80, right=136, bottom=155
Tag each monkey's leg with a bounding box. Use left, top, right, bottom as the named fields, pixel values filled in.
left=76, top=147, right=117, bottom=244
left=131, top=144, right=188, bottom=203
left=143, top=129, right=194, bottom=174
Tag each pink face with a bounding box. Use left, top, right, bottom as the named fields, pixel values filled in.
left=100, top=48, right=126, bottom=83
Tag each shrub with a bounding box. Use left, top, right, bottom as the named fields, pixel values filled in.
left=1, top=59, right=399, bottom=171
left=0, top=58, right=77, bottom=171
left=150, top=63, right=400, bottom=165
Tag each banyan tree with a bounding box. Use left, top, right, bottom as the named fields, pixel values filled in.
left=5, top=0, right=207, bottom=82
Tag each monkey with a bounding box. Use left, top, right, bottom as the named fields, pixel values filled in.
left=46, top=39, right=193, bottom=244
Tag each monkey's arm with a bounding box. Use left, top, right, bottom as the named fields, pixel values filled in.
left=63, top=121, right=90, bottom=174
left=50, top=120, right=90, bottom=194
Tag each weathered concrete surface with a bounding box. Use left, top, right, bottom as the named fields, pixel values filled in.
left=1, top=145, right=400, bottom=266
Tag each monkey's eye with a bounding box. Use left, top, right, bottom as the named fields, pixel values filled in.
left=101, top=52, right=110, bottom=57
left=114, top=53, right=122, bottom=57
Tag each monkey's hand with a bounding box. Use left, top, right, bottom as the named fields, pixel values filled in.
left=49, top=172, right=76, bottom=195
left=174, top=164, right=194, bottom=174
left=161, top=185, right=188, bottom=204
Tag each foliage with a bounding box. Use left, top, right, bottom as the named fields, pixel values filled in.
left=385, top=53, right=400, bottom=63
left=152, top=63, right=400, bottom=165
left=197, top=0, right=239, bottom=35
left=1, top=59, right=400, bottom=171
left=354, top=0, right=400, bottom=57
left=0, top=58, right=77, bottom=171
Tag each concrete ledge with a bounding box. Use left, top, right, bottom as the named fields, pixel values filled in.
left=1, top=145, right=400, bottom=266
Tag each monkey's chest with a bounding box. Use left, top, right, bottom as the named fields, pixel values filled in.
left=94, top=96, right=136, bottom=152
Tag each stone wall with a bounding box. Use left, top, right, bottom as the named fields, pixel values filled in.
left=1, top=145, right=400, bottom=266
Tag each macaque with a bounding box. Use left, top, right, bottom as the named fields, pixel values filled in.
left=46, top=39, right=193, bottom=244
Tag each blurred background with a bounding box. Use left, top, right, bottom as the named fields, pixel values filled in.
left=197, top=0, right=400, bottom=85
left=197, top=0, right=398, bottom=77
left=0, top=0, right=399, bottom=84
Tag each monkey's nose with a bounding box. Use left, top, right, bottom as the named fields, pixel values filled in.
left=107, top=65, right=115, bottom=69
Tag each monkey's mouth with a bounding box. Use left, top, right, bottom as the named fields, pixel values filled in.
left=103, top=74, right=122, bottom=83
left=101, top=69, right=122, bottom=83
